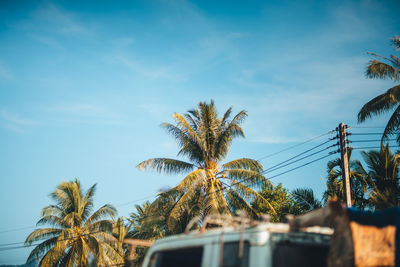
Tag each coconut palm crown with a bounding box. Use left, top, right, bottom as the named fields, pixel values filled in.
left=358, top=35, right=400, bottom=142
left=137, top=100, right=272, bottom=224
left=25, top=179, right=124, bottom=266
left=360, top=144, right=400, bottom=209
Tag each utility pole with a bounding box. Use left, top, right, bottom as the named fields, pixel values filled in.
left=338, top=123, right=352, bottom=207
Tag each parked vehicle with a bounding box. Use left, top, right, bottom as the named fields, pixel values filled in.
left=141, top=214, right=332, bottom=267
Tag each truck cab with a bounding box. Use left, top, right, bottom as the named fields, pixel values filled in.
left=141, top=219, right=332, bottom=267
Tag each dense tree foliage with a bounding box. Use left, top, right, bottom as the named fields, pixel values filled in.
left=360, top=144, right=400, bottom=209
left=322, top=150, right=369, bottom=209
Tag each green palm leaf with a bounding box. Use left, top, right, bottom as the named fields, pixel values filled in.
left=137, top=158, right=194, bottom=174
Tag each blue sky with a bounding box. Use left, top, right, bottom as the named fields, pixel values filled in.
left=0, top=0, right=399, bottom=264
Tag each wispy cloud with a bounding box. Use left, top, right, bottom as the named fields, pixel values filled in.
left=33, top=3, right=88, bottom=35
left=28, top=33, right=64, bottom=50
left=0, top=110, right=38, bottom=132
left=107, top=54, right=186, bottom=82
left=14, top=3, right=91, bottom=37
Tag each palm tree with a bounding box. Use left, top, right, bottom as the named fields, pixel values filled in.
left=137, top=100, right=272, bottom=226
left=25, top=179, right=124, bottom=266
left=322, top=150, right=369, bottom=208
left=358, top=35, right=400, bottom=142
left=361, top=144, right=400, bottom=209
left=112, top=217, right=131, bottom=262
left=127, top=201, right=166, bottom=241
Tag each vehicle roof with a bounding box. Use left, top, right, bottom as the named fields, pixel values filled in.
left=151, top=222, right=333, bottom=249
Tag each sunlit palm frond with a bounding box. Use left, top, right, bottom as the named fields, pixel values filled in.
left=25, top=228, right=62, bottom=245
left=81, top=184, right=96, bottom=222
left=26, top=237, right=58, bottom=263
left=36, top=215, right=67, bottom=228
left=366, top=60, right=400, bottom=81
left=231, top=182, right=276, bottom=215
left=137, top=158, right=194, bottom=174
left=174, top=169, right=206, bottom=190
left=85, top=204, right=116, bottom=226
left=225, top=189, right=257, bottom=218
left=223, top=158, right=263, bottom=172
left=225, top=169, right=270, bottom=188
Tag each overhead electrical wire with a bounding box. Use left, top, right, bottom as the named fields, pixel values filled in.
left=264, top=145, right=337, bottom=174
left=263, top=138, right=337, bottom=172
left=256, top=130, right=335, bottom=161
left=350, top=139, right=397, bottom=143
left=351, top=146, right=399, bottom=150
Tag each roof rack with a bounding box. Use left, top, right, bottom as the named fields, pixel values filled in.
left=185, top=211, right=271, bottom=234
left=184, top=211, right=333, bottom=235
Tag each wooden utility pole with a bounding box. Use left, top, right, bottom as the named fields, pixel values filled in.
left=338, top=123, right=352, bottom=207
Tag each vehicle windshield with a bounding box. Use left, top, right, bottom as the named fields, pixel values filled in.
left=148, top=246, right=203, bottom=267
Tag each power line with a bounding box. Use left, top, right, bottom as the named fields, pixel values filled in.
left=264, top=145, right=337, bottom=174
left=349, top=126, right=386, bottom=129
left=350, top=133, right=384, bottom=136
left=350, top=139, right=397, bottom=143
left=351, top=146, right=399, bottom=150
left=263, top=138, right=337, bottom=172
left=256, top=130, right=335, bottom=161
left=267, top=152, right=337, bottom=180
left=0, top=225, right=36, bottom=234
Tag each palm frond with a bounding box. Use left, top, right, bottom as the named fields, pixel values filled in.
left=292, top=188, right=322, bottom=211
left=25, top=228, right=62, bottom=245
left=366, top=59, right=400, bottom=81
left=225, top=169, right=270, bottom=188
left=137, top=158, right=194, bottom=174
left=223, top=158, right=263, bottom=172
left=36, top=215, right=67, bottom=228
left=85, top=204, right=116, bottom=226
left=86, top=219, right=114, bottom=234
left=382, top=104, right=400, bottom=141
left=231, top=182, right=276, bottom=214
left=41, top=205, right=64, bottom=217
left=225, top=189, right=257, bottom=218
left=358, top=84, right=400, bottom=122
left=81, top=183, right=97, bottom=222
left=26, top=237, right=58, bottom=263
left=174, top=169, right=206, bottom=190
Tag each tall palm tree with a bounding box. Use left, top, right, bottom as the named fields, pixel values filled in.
left=25, top=179, right=124, bottom=266
left=358, top=35, right=400, bottom=142
left=322, top=150, right=369, bottom=208
left=137, top=100, right=272, bottom=226
left=361, top=144, right=400, bottom=209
